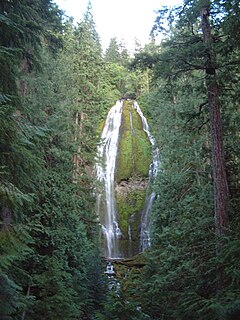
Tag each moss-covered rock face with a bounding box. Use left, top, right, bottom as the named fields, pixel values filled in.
left=115, top=100, right=152, bottom=182
left=114, top=100, right=152, bottom=257
left=116, top=180, right=147, bottom=256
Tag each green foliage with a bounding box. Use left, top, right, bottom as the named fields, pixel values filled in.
left=0, top=273, right=27, bottom=319
left=126, top=0, right=240, bottom=318
left=135, top=87, right=218, bottom=319
left=0, top=2, right=106, bottom=319
left=94, top=278, right=149, bottom=320
left=104, top=37, right=121, bottom=64
left=0, top=0, right=239, bottom=318
left=20, top=20, right=105, bottom=317
left=104, top=42, right=148, bottom=98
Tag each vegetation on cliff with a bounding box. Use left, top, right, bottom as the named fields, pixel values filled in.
left=113, top=99, right=152, bottom=255
left=115, top=100, right=152, bottom=182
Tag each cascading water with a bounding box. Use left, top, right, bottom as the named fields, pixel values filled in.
left=96, top=100, right=159, bottom=259
left=96, top=100, right=123, bottom=258
left=132, top=101, right=160, bottom=251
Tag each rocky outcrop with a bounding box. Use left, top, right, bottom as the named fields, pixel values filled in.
left=115, top=177, right=148, bottom=196
left=114, top=100, right=152, bottom=257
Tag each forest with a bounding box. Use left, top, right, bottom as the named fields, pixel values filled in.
left=0, top=0, right=240, bottom=319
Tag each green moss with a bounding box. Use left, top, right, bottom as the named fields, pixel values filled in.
left=132, top=131, right=152, bottom=177
left=112, top=100, right=152, bottom=256
left=116, top=189, right=146, bottom=239
left=115, top=100, right=152, bottom=182
left=132, top=106, right=143, bottom=130
left=97, top=118, right=106, bottom=136
left=124, top=99, right=135, bottom=109
left=116, top=130, right=133, bottom=181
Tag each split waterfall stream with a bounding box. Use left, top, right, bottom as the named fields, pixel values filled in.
left=96, top=99, right=159, bottom=259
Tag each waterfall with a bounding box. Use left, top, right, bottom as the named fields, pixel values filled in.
left=132, top=101, right=160, bottom=251
left=96, top=100, right=123, bottom=258
left=96, top=100, right=159, bottom=259
left=139, top=192, right=156, bottom=251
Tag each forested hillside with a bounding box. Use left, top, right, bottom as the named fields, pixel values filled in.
left=0, top=0, right=239, bottom=319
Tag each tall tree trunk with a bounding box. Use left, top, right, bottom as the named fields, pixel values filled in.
left=201, top=4, right=228, bottom=290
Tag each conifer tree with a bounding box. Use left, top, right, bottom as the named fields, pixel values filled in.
left=20, top=8, right=107, bottom=318
left=128, top=0, right=240, bottom=318
left=105, top=37, right=121, bottom=64
left=0, top=1, right=64, bottom=318
left=0, top=1, right=106, bottom=318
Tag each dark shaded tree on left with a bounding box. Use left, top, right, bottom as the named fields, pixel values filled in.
left=0, top=1, right=105, bottom=319
left=0, top=1, right=63, bottom=317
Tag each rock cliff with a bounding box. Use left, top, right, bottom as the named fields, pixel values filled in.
left=115, top=100, right=152, bottom=256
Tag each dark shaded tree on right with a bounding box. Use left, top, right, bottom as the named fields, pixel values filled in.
left=150, top=0, right=240, bottom=279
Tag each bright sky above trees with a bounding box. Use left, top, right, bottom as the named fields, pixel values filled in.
left=55, top=0, right=182, bottom=52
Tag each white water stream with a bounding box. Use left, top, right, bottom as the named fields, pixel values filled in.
left=96, top=100, right=159, bottom=259
left=132, top=101, right=160, bottom=251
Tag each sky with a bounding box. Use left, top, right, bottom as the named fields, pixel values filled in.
left=55, top=0, right=182, bottom=52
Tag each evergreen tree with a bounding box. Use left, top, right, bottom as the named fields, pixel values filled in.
left=118, top=39, right=131, bottom=68
left=105, top=37, right=121, bottom=64
left=0, top=2, right=106, bottom=319
left=129, top=0, right=240, bottom=318
left=0, top=1, right=63, bottom=318
left=20, top=8, right=108, bottom=318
